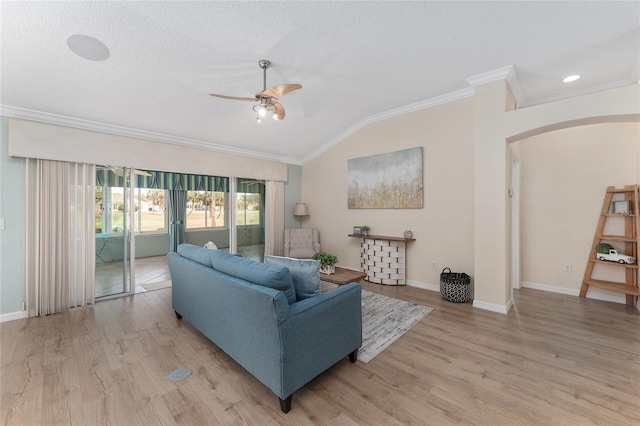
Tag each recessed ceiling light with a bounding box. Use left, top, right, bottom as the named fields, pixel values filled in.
left=562, top=74, right=581, bottom=83
left=67, top=34, right=110, bottom=61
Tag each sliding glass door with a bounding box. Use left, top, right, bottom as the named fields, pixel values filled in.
left=95, top=166, right=134, bottom=298
left=94, top=170, right=264, bottom=298
left=233, top=178, right=265, bottom=262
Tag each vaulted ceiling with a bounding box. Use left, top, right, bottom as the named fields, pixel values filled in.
left=1, top=1, right=638, bottom=164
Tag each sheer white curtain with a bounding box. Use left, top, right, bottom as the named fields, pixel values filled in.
left=264, top=181, right=284, bottom=256
left=25, top=159, right=96, bottom=316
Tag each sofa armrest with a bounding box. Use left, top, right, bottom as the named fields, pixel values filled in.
left=278, top=283, right=362, bottom=398
left=313, top=242, right=321, bottom=253
left=285, top=283, right=359, bottom=318
left=283, top=242, right=290, bottom=257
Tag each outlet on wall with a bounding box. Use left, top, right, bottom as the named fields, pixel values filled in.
left=432, top=261, right=437, bottom=270
left=563, top=264, right=572, bottom=273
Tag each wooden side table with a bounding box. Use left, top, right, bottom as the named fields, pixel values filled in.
left=319, top=266, right=367, bottom=285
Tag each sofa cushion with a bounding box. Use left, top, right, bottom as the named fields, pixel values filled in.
left=210, top=250, right=297, bottom=305
left=177, top=243, right=217, bottom=267
left=265, top=256, right=321, bottom=300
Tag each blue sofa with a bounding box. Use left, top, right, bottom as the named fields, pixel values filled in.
left=167, top=244, right=362, bottom=413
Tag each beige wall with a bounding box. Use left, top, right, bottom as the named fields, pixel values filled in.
left=472, top=80, right=512, bottom=309
left=514, top=122, right=639, bottom=300
left=478, top=83, right=639, bottom=312
left=302, top=99, right=475, bottom=289
left=303, top=83, right=639, bottom=311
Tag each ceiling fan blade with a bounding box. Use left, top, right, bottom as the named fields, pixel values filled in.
left=98, top=166, right=150, bottom=177
left=209, top=93, right=257, bottom=102
left=272, top=101, right=286, bottom=120
left=257, top=84, right=302, bottom=99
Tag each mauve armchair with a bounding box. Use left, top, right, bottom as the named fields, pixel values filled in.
left=284, top=228, right=320, bottom=259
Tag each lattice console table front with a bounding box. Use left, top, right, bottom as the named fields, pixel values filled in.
left=348, top=234, right=416, bottom=285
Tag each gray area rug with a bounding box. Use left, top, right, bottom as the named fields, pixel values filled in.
left=359, top=290, right=433, bottom=363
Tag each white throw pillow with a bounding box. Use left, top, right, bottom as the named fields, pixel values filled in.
left=204, top=241, right=218, bottom=250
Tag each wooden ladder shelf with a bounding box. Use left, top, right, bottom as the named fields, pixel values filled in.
left=580, top=185, right=640, bottom=306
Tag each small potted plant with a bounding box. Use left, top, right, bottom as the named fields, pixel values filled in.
left=596, top=242, right=614, bottom=254
left=313, top=251, right=338, bottom=275
left=361, top=225, right=371, bottom=236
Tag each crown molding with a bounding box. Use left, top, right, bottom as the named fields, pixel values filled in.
left=504, top=68, right=526, bottom=107
left=466, top=64, right=526, bottom=107
left=0, top=105, right=302, bottom=165
left=465, top=65, right=514, bottom=87
left=301, top=87, right=474, bottom=164
left=520, top=79, right=633, bottom=108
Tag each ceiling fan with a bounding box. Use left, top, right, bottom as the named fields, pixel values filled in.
left=209, top=60, right=302, bottom=123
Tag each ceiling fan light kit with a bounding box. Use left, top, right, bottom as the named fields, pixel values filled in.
left=209, top=60, right=301, bottom=123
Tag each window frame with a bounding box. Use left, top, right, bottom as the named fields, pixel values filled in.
left=132, top=187, right=168, bottom=235
left=235, top=190, right=263, bottom=227
left=96, top=185, right=168, bottom=236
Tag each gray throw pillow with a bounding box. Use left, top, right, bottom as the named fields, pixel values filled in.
left=265, top=255, right=321, bottom=300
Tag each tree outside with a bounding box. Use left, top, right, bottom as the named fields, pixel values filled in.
left=186, top=191, right=225, bottom=229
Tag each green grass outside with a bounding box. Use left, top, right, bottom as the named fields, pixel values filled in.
left=97, top=209, right=260, bottom=232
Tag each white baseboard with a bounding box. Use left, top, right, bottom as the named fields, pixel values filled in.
left=520, top=281, right=627, bottom=304
left=380, top=278, right=629, bottom=312
left=406, top=280, right=440, bottom=293
left=408, top=280, right=513, bottom=314
left=472, top=299, right=512, bottom=314
left=0, top=310, right=28, bottom=323
left=520, top=281, right=577, bottom=296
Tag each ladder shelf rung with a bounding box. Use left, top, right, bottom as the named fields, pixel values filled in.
left=607, top=188, right=635, bottom=194
left=589, top=258, right=638, bottom=269
left=596, top=235, right=637, bottom=242
left=582, top=279, right=640, bottom=296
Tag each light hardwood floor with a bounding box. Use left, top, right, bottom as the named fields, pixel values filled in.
left=96, top=255, right=172, bottom=297
left=1, top=283, right=639, bottom=425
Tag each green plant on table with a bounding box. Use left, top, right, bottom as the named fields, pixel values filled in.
left=361, top=225, right=371, bottom=234
left=312, top=251, right=338, bottom=268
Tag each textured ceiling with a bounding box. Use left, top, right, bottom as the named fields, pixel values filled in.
left=1, top=1, right=638, bottom=164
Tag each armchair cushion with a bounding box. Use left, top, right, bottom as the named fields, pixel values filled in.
left=265, top=256, right=321, bottom=300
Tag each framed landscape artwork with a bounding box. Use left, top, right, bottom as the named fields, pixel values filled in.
left=347, top=147, right=423, bottom=209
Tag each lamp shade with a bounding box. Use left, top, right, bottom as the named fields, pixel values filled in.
left=293, top=203, right=309, bottom=217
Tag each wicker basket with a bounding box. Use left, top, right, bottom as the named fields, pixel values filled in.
left=440, top=267, right=470, bottom=303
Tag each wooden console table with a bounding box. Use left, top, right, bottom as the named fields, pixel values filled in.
left=348, top=234, right=416, bottom=285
